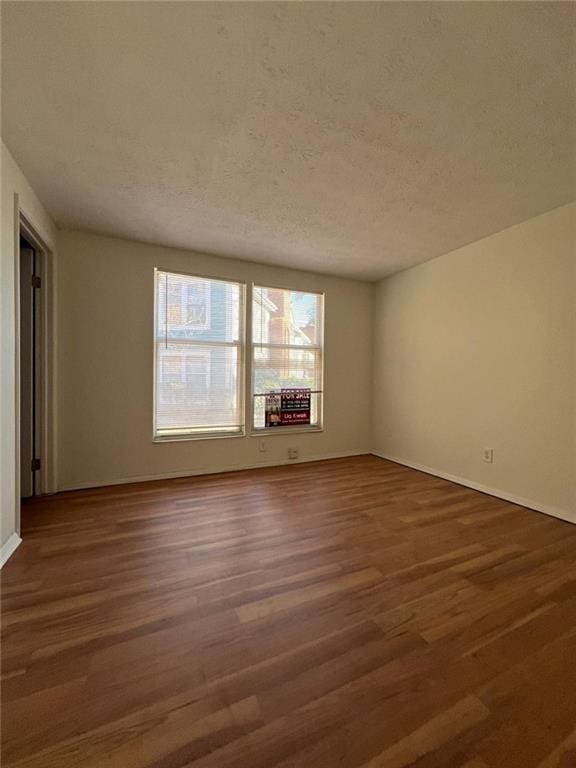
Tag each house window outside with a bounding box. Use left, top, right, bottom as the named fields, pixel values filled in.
left=158, top=351, right=210, bottom=405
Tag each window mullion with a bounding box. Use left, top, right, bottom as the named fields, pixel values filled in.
left=245, top=282, right=253, bottom=435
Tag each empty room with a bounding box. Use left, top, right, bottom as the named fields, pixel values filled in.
left=1, top=2, right=575, bottom=767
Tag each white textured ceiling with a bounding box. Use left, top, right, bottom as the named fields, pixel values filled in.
left=2, top=2, right=575, bottom=281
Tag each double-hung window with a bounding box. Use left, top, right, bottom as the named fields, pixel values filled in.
left=154, top=270, right=244, bottom=439
left=251, top=286, right=324, bottom=431
left=153, top=272, right=323, bottom=439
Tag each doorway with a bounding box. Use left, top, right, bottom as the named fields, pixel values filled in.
left=19, top=234, right=42, bottom=499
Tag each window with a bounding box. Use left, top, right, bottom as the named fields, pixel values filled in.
left=252, top=286, right=323, bottom=431
left=169, top=280, right=211, bottom=330
left=154, top=270, right=244, bottom=439
left=153, top=273, right=324, bottom=440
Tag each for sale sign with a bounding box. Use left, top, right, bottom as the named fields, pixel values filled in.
left=264, top=388, right=312, bottom=427
left=280, top=388, right=311, bottom=426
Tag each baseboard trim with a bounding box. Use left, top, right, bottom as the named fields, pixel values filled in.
left=0, top=533, right=22, bottom=568
left=371, top=452, right=576, bottom=525
left=59, top=450, right=371, bottom=492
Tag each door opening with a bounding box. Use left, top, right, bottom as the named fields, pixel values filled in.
left=19, top=234, right=41, bottom=499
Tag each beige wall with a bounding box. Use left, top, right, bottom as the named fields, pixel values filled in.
left=0, top=141, right=57, bottom=547
left=56, top=230, right=373, bottom=490
left=372, top=202, right=576, bottom=522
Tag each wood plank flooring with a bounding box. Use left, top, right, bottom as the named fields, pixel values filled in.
left=2, top=455, right=576, bottom=768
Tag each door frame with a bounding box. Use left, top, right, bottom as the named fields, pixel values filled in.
left=15, top=213, right=56, bottom=530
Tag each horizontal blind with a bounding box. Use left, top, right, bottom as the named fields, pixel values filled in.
left=154, top=270, right=244, bottom=437
left=252, top=286, right=324, bottom=430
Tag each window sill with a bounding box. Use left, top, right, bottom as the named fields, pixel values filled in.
left=153, top=431, right=245, bottom=443
left=153, top=426, right=324, bottom=443
left=250, top=426, right=323, bottom=437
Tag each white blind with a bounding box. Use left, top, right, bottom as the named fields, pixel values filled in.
left=252, top=286, right=324, bottom=430
left=154, top=270, right=244, bottom=438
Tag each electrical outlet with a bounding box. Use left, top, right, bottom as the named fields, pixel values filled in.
left=483, top=448, right=494, bottom=463
left=288, top=447, right=299, bottom=460
left=258, top=440, right=266, bottom=453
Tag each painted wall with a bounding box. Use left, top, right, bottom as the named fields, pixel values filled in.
left=0, top=141, right=57, bottom=547
left=56, top=230, right=373, bottom=489
left=372, top=202, right=576, bottom=522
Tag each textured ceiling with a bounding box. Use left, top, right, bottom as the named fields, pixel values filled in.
left=2, top=2, right=575, bottom=281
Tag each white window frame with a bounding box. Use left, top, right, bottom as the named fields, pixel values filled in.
left=152, top=273, right=325, bottom=442
left=153, top=268, right=246, bottom=441
left=249, top=283, right=325, bottom=435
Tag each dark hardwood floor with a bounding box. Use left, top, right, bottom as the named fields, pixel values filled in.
left=2, top=455, right=576, bottom=768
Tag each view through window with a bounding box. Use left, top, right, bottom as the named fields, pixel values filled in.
left=252, top=286, right=323, bottom=430
left=154, top=272, right=323, bottom=439
left=154, top=270, right=244, bottom=438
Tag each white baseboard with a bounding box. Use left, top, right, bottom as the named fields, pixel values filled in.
left=371, top=452, right=576, bottom=526
left=59, top=450, right=371, bottom=492
left=0, top=533, right=22, bottom=568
